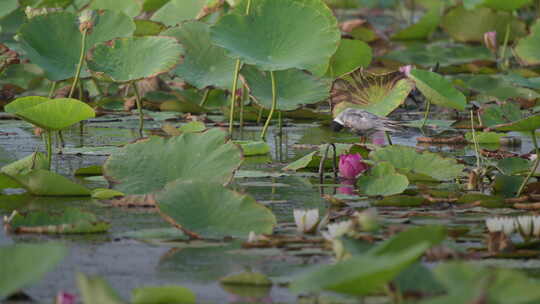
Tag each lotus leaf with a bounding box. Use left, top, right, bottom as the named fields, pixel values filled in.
left=0, top=0, right=17, bottom=19
left=0, top=243, right=66, bottom=298
left=134, top=20, right=166, bottom=36
left=220, top=272, right=272, bottom=286
left=234, top=140, right=270, bottom=156
left=515, top=20, right=540, bottom=66
left=210, top=0, right=340, bottom=74
left=326, top=39, right=372, bottom=78
left=88, top=36, right=181, bottom=83
left=480, top=102, right=522, bottom=127
left=409, top=69, right=466, bottom=111
left=143, top=0, right=170, bottom=12
left=497, top=157, right=531, bottom=175
left=243, top=65, right=331, bottom=111
left=1, top=152, right=49, bottom=176
left=464, top=131, right=505, bottom=143
left=392, top=7, right=441, bottom=40
left=0, top=173, right=21, bottom=191
left=12, top=170, right=91, bottom=196
left=441, top=6, right=526, bottom=43
left=156, top=180, right=276, bottom=238
left=456, top=74, right=540, bottom=101
left=290, top=243, right=429, bottom=295
left=357, top=162, right=409, bottom=196
left=164, top=21, right=236, bottom=89
left=90, top=0, right=142, bottom=17
left=482, top=0, right=533, bottom=11
left=370, top=145, right=465, bottom=181
left=18, top=11, right=135, bottom=81
left=132, top=286, right=196, bottom=304
left=5, top=207, right=109, bottom=233
left=5, top=96, right=95, bottom=130
left=493, top=115, right=540, bottom=132
left=368, top=225, right=446, bottom=256
left=151, top=0, right=207, bottom=26
left=104, top=128, right=243, bottom=195
left=77, top=273, right=124, bottom=304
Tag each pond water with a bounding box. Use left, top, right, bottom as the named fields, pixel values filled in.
left=0, top=111, right=537, bottom=303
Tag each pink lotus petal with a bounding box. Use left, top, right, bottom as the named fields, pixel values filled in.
left=339, top=153, right=368, bottom=179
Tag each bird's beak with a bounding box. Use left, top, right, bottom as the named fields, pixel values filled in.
left=330, top=121, right=344, bottom=132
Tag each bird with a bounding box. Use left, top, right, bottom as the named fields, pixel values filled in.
left=330, top=108, right=402, bottom=143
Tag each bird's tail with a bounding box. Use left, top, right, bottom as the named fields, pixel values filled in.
left=380, top=119, right=404, bottom=133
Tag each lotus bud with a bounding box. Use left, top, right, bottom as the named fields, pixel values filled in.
left=483, top=31, right=497, bottom=54
left=78, top=10, right=95, bottom=33
left=399, top=65, right=413, bottom=77
left=56, top=292, right=76, bottom=304
left=338, top=153, right=368, bottom=179
left=293, top=209, right=320, bottom=234
left=355, top=208, right=379, bottom=232
left=322, top=220, right=352, bottom=240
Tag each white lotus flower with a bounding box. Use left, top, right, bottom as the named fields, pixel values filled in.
left=322, top=220, right=352, bottom=240
left=501, top=217, right=516, bottom=236
left=293, top=209, right=320, bottom=234
left=517, top=216, right=534, bottom=238
left=485, top=217, right=504, bottom=233
left=247, top=231, right=267, bottom=243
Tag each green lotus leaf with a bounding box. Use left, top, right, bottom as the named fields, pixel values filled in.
left=384, top=42, right=492, bottom=67
left=441, top=5, right=526, bottom=43
left=12, top=169, right=91, bottom=196
left=104, top=128, right=243, bottom=195
left=497, top=157, right=532, bottom=175
left=392, top=7, right=441, bottom=40
left=18, top=11, right=135, bottom=81
left=90, top=0, right=142, bottom=17
left=210, top=0, right=340, bottom=74
left=368, top=225, right=446, bottom=256
left=357, top=162, right=409, bottom=196
left=143, top=0, right=170, bottom=12
left=464, top=131, right=505, bottom=144
left=5, top=96, right=95, bottom=130
left=0, top=0, right=17, bottom=19
left=88, top=36, right=182, bottom=83
left=221, top=272, right=273, bottom=286
left=156, top=180, right=276, bottom=238
left=1, top=152, right=49, bottom=177
left=482, top=0, right=533, bottom=11
left=409, top=69, right=466, bottom=111
left=151, top=0, right=208, bottom=26
left=326, top=39, right=372, bottom=78
left=493, top=174, right=525, bottom=197
left=234, top=140, right=270, bottom=156
left=132, top=286, right=196, bottom=304
left=455, top=74, right=540, bottom=101
left=164, top=21, right=236, bottom=89
left=480, top=102, right=522, bottom=127
left=332, top=69, right=414, bottom=117
left=290, top=243, right=429, bottom=295
left=243, top=65, right=331, bottom=111
left=493, top=115, right=540, bottom=132
left=0, top=243, right=66, bottom=299
left=134, top=20, right=166, bottom=36
left=370, top=145, right=465, bottom=181
left=77, top=274, right=124, bottom=304
left=0, top=173, right=21, bottom=191
left=5, top=207, right=109, bottom=234
left=515, top=20, right=540, bottom=66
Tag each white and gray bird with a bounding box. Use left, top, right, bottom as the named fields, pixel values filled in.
left=331, top=108, right=402, bottom=137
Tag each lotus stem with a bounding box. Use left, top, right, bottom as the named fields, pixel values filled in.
left=470, top=109, right=482, bottom=169
left=48, top=81, right=57, bottom=99
left=46, top=131, right=52, bottom=170
left=91, top=77, right=103, bottom=96
left=228, top=60, right=241, bottom=135
left=421, top=100, right=431, bottom=128
left=257, top=107, right=263, bottom=124
left=499, top=23, right=511, bottom=71
left=278, top=111, right=282, bottom=136
left=385, top=131, right=393, bottom=145
left=517, top=131, right=539, bottom=197
left=131, top=82, right=144, bottom=138
left=69, top=28, right=88, bottom=99
left=240, top=83, right=248, bottom=129
left=260, top=71, right=277, bottom=140
left=319, top=143, right=337, bottom=184
left=199, top=88, right=210, bottom=106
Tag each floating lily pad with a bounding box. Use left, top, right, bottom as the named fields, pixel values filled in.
left=497, top=157, right=531, bottom=175
left=243, top=65, right=331, bottom=111
left=325, top=39, right=372, bottom=78
left=88, top=36, right=182, bottom=83
left=5, top=207, right=109, bottom=233
left=375, top=195, right=426, bottom=207
left=210, top=0, right=340, bottom=75
left=77, top=274, right=124, bottom=304
left=409, top=69, right=466, bottom=111
left=18, top=11, right=135, bottom=81
left=132, top=286, right=196, bottom=304
left=164, top=21, right=236, bottom=89
left=371, top=145, right=464, bottom=181
left=493, top=115, right=540, bottom=132
left=221, top=272, right=272, bottom=286
left=13, top=170, right=91, bottom=196
left=151, top=0, right=208, bottom=26
left=234, top=140, right=270, bottom=156
left=392, top=7, right=441, bottom=40
left=104, top=128, right=243, bottom=195
left=357, top=162, right=409, bottom=196
left=369, top=225, right=446, bottom=256
left=90, top=0, right=142, bottom=17
left=5, top=96, right=95, bottom=130
left=456, top=193, right=505, bottom=208
left=1, top=152, right=49, bottom=177
left=465, top=131, right=505, bottom=144
left=480, top=102, right=522, bottom=127
left=0, top=243, right=66, bottom=298
left=441, top=5, right=526, bottom=43
left=156, top=180, right=276, bottom=238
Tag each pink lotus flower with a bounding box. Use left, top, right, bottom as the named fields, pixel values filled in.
left=55, top=292, right=76, bottom=304
left=339, top=153, right=368, bottom=179
left=483, top=31, right=497, bottom=53
left=399, top=65, right=413, bottom=77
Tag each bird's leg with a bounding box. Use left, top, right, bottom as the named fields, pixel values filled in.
left=385, top=131, right=393, bottom=145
